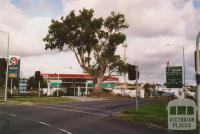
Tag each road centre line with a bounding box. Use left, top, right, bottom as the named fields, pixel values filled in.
left=35, top=105, right=109, bottom=117
left=54, top=104, right=120, bottom=114
left=0, top=112, right=72, bottom=134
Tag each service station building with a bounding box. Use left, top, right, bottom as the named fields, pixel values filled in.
left=41, top=73, right=119, bottom=96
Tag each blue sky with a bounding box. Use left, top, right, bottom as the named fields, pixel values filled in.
left=11, top=0, right=64, bottom=17
left=10, top=0, right=200, bottom=17
left=193, top=0, right=200, bottom=8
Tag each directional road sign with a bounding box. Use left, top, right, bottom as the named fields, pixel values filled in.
left=166, top=66, right=183, bottom=88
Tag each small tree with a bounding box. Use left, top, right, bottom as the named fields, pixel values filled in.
left=143, top=83, right=151, bottom=96
left=44, top=8, right=128, bottom=92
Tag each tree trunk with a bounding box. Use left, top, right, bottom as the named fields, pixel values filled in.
left=93, top=76, right=103, bottom=93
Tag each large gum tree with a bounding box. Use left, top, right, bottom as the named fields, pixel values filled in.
left=43, top=8, right=128, bottom=92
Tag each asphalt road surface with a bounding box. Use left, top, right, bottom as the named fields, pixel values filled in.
left=0, top=98, right=170, bottom=134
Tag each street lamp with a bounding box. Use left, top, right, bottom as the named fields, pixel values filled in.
left=0, top=30, right=9, bottom=101
left=166, top=44, right=186, bottom=97
left=196, top=31, right=200, bottom=130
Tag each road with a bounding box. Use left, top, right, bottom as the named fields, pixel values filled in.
left=0, top=98, right=170, bottom=134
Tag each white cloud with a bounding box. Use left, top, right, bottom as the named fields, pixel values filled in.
left=0, top=0, right=52, bottom=57
left=63, top=0, right=199, bottom=38
left=0, top=0, right=199, bottom=85
left=62, top=0, right=200, bottom=84
left=21, top=52, right=83, bottom=78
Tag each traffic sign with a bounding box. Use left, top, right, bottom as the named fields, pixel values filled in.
left=166, top=66, right=183, bottom=88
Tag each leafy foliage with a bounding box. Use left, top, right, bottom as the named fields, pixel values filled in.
left=27, top=76, right=46, bottom=91
left=44, top=8, right=128, bottom=90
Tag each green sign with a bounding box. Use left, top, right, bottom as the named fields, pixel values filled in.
left=166, top=66, right=182, bottom=88
left=50, top=80, right=62, bottom=87
left=87, top=83, right=116, bottom=88
left=51, top=83, right=62, bottom=87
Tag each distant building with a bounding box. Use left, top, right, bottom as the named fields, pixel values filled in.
left=156, top=86, right=187, bottom=98
left=112, top=83, right=145, bottom=98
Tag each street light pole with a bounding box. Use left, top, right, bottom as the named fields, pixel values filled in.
left=135, top=64, right=139, bottom=111
left=196, top=31, right=200, bottom=132
left=182, top=46, right=186, bottom=96
left=0, top=31, right=9, bottom=101
left=5, top=32, right=9, bottom=101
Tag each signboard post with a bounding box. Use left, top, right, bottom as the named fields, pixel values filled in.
left=166, top=66, right=183, bottom=88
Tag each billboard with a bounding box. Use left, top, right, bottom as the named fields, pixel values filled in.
left=8, top=56, right=20, bottom=78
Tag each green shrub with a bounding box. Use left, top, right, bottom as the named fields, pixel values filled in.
left=7, top=92, right=13, bottom=98
left=53, top=90, right=64, bottom=97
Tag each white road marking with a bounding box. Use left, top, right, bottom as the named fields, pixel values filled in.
left=7, top=113, right=17, bottom=117
left=35, top=121, right=72, bottom=134
left=35, top=105, right=109, bottom=117
left=0, top=112, right=72, bottom=134
left=54, top=104, right=120, bottom=114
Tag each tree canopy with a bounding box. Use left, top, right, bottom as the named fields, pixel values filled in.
left=43, top=8, right=128, bottom=90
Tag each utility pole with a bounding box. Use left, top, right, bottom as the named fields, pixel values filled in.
left=135, top=63, right=139, bottom=111
left=57, top=73, right=59, bottom=97
left=5, top=32, right=9, bottom=101
left=38, top=81, right=40, bottom=97
left=196, top=31, right=200, bottom=133
left=10, top=78, right=13, bottom=95
left=182, top=46, right=186, bottom=97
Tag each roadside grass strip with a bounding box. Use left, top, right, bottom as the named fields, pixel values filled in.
left=0, top=96, right=76, bottom=104
left=118, top=101, right=196, bottom=134
left=119, top=102, right=168, bottom=127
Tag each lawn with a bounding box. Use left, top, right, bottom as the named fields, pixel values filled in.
left=118, top=100, right=196, bottom=134
left=0, top=96, right=76, bottom=104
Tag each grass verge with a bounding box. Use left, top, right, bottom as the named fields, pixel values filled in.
left=117, top=100, right=196, bottom=134
left=0, top=96, right=77, bottom=104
